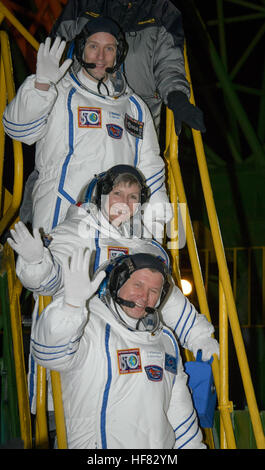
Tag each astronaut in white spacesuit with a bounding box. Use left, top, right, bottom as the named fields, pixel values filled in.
left=3, top=16, right=170, bottom=234
left=8, top=164, right=219, bottom=412
left=31, top=249, right=206, bottom=449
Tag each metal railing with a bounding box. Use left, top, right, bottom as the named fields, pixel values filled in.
left=165, top=44, right=265, bottom=449
left=0, top=27, right=31, bottom=448
left=0, top=6, right=69, bottom=448
left=1, top=242, right=32, bottom=448
left=0, top=30, right=23, bottom=236
left=197, top=245, right=265, bottom=328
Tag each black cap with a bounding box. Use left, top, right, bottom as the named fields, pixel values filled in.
left=81, top=16, right=122, bottom=40
left=74, top=16, right=128, bottom=74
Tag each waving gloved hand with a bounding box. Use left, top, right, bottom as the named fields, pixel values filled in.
left=36, top=36, right=72, bottom=85
left=190, top=336, right=220, bottom=362
left=167, top=90, right=206, bottom=136
left=63, top=247, right=106, bottom=308
left=7, top=221, right=44, bottom=264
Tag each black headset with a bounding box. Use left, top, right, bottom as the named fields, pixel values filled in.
left=98, top=253, right=171, bottom=309
left=83, top=165, right=150, bottom=209
left=74, top=17, right=128, bottom=74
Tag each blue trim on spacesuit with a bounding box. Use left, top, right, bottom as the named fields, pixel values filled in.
left=29, top=302, right=40, bottom=409
left=174, top=297, right=187, bottom=332
left=101, top=323, right=112, bottom=449
left=145, top=166, right=165, bottom=197
left=3, top=114, right=48, bottom=138
left=178, top=424, right=200, bottom=449
left=178, top=304, right=193, bottom=341
left=129, top=95, right=143, bottom=167
left=70, top=72, right=107, bottom=100
left=29, top=352, right=35, bottom=410
left=30, top=333, right=82, bottom=362
left=148, top=173, right=164, bottom=189
left=183, top=311, right=196, bottom=344
left=52, top=198, right=62, bottom=229
left=173, top=297, right=196, bottom=344
left=150, top=181, right=164, bottom=197
left=174, top=409, right=200, bottom=448
left=69, top=72, right=82, bottom=88
left=162, top=329, right=179, bottom=363
left=94, top=230, right=101, bottom=273
left=150, top=240, right=170, bottom=268
left=52, top=87, right=77, bottom=228
left=145, top=168, right=164, bottom=183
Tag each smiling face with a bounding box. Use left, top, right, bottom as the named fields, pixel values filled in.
left=118, top=268, right=163, bottom=319
left=82, top=31, right=117, bottom=81
left=104, top=181, right=141, bottom=226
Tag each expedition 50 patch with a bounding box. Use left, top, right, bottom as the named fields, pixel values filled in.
left=117, top=348, right=142, bottom=374
left=108, top=246, right=129, bottom=259
left=78, top=107, right=102, bottom=128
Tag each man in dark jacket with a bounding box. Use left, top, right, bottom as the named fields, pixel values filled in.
left=51, top=0, right=205, bottom=134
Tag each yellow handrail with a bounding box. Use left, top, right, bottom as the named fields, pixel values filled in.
left=36, top=296, right=68, bottom=449
left=50, top=370, right=68, bottom=449
left=0, top=2, right=39, bottom=51
left=0, top=30, right=23, bottom=236
left=0, top=6, right=68, bottom=448
left=4, top=242, right=32, bottom=448
left=198, top=245, right=265, bottom=328
left=165, top=43, right=265, bottom=449
left=207, top=37, right=262, bottom=444
left=35, top=296, right=49, bottom=449
left=41, top=296, right=68, bottom=449
left=165, top=114, right=237, bottom=448
left=189, top=116, right=265, bottom=448
left=219, top=281, right=232, bottom=449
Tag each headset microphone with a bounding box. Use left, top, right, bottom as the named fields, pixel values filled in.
left=105, top=66, right=114, bottom=73
left=145, top=306, right=156, bottom=315
left=80, top=60, right=97, bottom=70
left=116, top=299, right=156, bottom=315
left=116, top=297, right=136, bottom=309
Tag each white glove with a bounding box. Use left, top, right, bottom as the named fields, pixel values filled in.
left=7, top=221, right=44, bottom=264
left=63, top=247, right=106, bottom=307
left=190, top=337, right=220, bottom=362
left=36, top=36, right=72, bottom=85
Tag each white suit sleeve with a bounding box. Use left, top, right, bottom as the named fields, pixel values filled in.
left=31, top=295, right=87, bottom=371
left=161, top=283, right=215, bottom=350
left=167, top=364, right=206, bottom=449
left=135, top=101, right=170, bottom=206
left=3, top=75, right=57, bottom=145
left=16, top=247, right=62, bottom=296
left=134, top=101, right=172, bottom=238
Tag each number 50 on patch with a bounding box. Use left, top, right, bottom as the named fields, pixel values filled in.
left=117, top=348, right=142, bottom=374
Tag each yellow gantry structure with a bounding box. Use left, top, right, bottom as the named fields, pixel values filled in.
left=0, top=3, right=264, bottom=450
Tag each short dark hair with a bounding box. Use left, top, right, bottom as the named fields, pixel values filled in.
left=112, top=173, right=141, bottom=189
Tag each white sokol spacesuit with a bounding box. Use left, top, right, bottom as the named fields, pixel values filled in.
left=31, top=252, right=206, bottom=449
left=15, top=198, right=217, bottom=412
left=3, top=65, right=169, bottom=233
